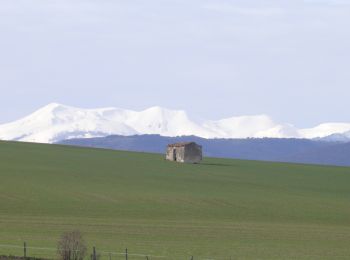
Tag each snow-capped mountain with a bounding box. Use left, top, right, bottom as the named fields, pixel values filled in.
left=1, top=103, right=350, bottom=143
left=320, top=130, right=350, bottom=142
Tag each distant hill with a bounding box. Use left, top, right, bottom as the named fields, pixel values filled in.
left=59, top=135, right=350, bottom=167
left=287, top=142, right=350, bottom=166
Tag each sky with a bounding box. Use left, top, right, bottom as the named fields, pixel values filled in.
left=0, top=0, right=349, bottom=127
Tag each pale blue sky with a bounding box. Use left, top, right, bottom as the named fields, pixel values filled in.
left=0, top=0, right=349, bottom=126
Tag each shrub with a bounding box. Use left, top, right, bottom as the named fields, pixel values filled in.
left=57, top=231, right=87, bottom=260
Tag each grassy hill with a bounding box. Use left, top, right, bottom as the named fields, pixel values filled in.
left=0, top=141, right=350, bottom=259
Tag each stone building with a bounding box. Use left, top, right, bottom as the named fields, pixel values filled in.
left=166, top=142, right=202, bottom=163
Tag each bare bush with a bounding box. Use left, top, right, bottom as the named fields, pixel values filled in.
left=57, top=230, right=87, bottom=260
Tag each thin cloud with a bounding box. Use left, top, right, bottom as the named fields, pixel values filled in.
left=304, top=0, right=350, bottom=5
left=202, top=4, right=285, bottom=16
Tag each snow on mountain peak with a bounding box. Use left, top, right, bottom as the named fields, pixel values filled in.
left=1, top=103, right=350, bottom=143
left=36, top=102, right=70, bottom=112
left=202, top=114, right=276, bottom=138
left=299, top=123, right=350, bottom=139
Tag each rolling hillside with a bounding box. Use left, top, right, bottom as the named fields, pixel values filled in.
left=0, top=141, right=350, bottom=259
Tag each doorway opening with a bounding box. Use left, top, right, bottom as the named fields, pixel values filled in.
left=173, top=149, right=177, bottom=161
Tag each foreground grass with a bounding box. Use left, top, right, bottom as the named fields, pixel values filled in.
left=0, top=141, right=349, bottom=259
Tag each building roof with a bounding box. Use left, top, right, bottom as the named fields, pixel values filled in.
left=167, top=142, right=196, bottom=147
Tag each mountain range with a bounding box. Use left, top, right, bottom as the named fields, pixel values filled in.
left=1, top=103, right=350, bottom=143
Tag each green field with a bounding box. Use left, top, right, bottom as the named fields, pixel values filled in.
left=0, top=141, right=350, bottom=259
